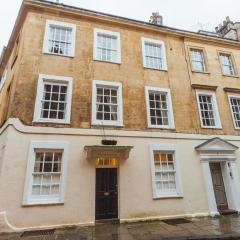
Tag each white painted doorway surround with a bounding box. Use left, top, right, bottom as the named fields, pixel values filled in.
left=196, top=138, right=240, bottom=216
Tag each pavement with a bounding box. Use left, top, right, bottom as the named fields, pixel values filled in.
left=1, top=214, right=240, bottom=240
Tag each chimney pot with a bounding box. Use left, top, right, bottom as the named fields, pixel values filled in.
left=149, top=12, right=163, bottom=25
left=226, top=16, right=230, bottom=22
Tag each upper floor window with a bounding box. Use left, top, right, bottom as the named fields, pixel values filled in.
left=219, top=53, right=236, bottom=76
left=145, top=87, right=175, bottom=129
left=228, top=94, right=240, bottom=129
left=43, top=20, right=76, bottom=57
left=92, top=80, right=123, bottom=126
left=141, top=38, right=167, bottom=70
left=23, top=141, right=69, bottom=205
left=33, top=74, right=73, bottom=124
left=93, top=29, right=121, bottom=64
left=0, top=69, right=8, bottom=91
left=196, top=91, right=221, bottom=129
left=149, top=144, right=183, bottom=199
left=190, top=48, right=206, bottom=72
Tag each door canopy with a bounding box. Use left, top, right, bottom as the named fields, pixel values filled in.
left=84, top=145, right=133, bottom=161
left=195, top=137, right=238, bottom=162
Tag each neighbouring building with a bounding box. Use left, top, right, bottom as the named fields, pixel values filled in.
left=1, top=0, right=240, bottom=232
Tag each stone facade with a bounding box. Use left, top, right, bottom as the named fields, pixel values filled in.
left=1, top=2, right=240, bottom=135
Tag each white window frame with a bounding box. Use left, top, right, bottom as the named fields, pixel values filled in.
left=33, top=74, right=73, bottom=124
left=141, top=37, right=168, bottom=70
left=145, top=86, right=175, bottom=129
left=190, top=48, right=206, bottom=72
left=91, top=80, right=123, bottom=126
left=43, top=20, right=76, bottom=57
left=23, top=141, right=69, bottom=205
left=228, top=94, right=240, bottom=130
left=196, top=91, right=222, bottom=129
left=149, top=143, right=183, bottom=199
left=0, top=69, right=8, bottom=92
left=219, top=53, right=235, bottom=76
left=93, top=28, right=121, bottom=64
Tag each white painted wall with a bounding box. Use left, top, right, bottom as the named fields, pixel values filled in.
left=1, top=119, right=240, bottom=230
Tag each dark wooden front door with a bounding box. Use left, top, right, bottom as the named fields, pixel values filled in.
left=95, top=168, right=118, bottom=220
left=210, top=163, right=228, bottom=210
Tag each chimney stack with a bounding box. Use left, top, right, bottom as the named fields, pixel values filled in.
left=149, top=12, right=163, bottom=25
left=215, top=16, right=239, bottom=41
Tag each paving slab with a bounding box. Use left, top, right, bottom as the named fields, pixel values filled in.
left=1, top=215, right=240, bottom=239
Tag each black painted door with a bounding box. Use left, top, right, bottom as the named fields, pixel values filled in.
left=95, top=168, right=118, bottom=220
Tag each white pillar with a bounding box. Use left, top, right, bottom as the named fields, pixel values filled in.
left=201, top=161, right=219, bottom=216
left=229, top=162, right=240, bottom=212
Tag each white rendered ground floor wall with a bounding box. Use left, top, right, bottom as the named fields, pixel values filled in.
left=1, top=118, right=240, bottom=232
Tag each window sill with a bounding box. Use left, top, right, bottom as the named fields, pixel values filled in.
left=93, top=59, right=121, bottom=65
left=33, top=119, right=71, bottom=125
left=191, top=70, right=210, bottom=74
left=43, top=51, right=75, bottom=58
left=147, top=126, right=175, bottom=130
left=222, top=74, right=239, bottom=78
left=143, top=66, right=168, bottom=72
left=153, top=195, right=183, bottom=200
left=22, top=201, right=64, bottom=207
left=91, top=122, right=124, bottom=127
left=200, top=126, right=222, bottom=129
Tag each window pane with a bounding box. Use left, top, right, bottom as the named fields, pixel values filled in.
left=230, top=97, right=240, bottom=128
left=95, top=86, right=118, bottom=121
left=148, top=91, right=169, bottom=126
left=220, top=53, right=235, bottom=75
left=97, top=33, right=118, bottom=62
left=31, top=150, right=63, bottom=198
left=153, top=152, right=176, bottom=194
left=40, top=82, right=68, bottom=121
left=144, top=42, right=163, bottom=69
left=191, top=49, right=205, bottom=72
left=48, top=26, right=72, bottom=56
left=198, top=94, right=216, bottom=127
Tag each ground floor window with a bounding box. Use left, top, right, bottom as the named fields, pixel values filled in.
left=149, top=143, right=183, bottom=198
left=154, top=152, right=176, bottom=192
left=23, top=141, right=69, bottom=205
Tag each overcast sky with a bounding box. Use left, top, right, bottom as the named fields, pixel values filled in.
left=0, top=0, right=239, bottom=51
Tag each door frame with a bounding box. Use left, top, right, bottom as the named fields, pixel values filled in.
left=209, top=162, right=228, bottom=210
left=201, top=159, right=240, bottom=216
left=95, top=162, right=120, bottom=222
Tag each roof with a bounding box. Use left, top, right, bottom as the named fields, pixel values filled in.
left=30, top=0, right=240, bottom=42
left=1, top=0, right=240, bottom=71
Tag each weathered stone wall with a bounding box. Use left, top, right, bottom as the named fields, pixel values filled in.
left=4, top=10, right=240, bottom=135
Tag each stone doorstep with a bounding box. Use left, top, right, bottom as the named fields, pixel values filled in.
left=160, top=233, right=240, bottom=240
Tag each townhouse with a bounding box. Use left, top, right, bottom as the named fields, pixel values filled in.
left=1, top=0, right=240, bottom=232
